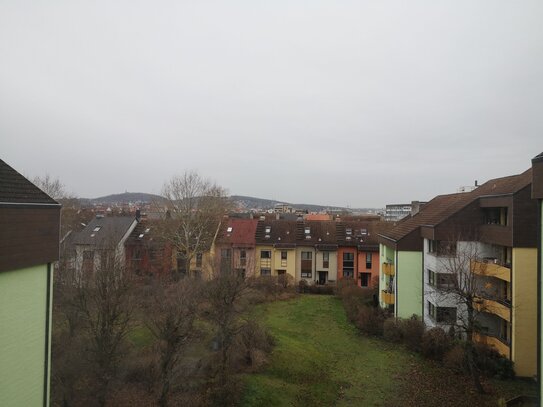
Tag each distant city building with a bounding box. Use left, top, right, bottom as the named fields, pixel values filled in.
left=384, top=201, right=427, bottom=222
left=274, top=203, right=294, bottom=213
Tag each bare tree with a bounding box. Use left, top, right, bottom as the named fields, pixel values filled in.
left=161, top=171, right=229, bottom=278
left=204, top=263, right=249, bottom=404
left=74, top=243, right=134, bottom=406
left=427, top=235, right=504, bottom=393
left=142, top=278, right=200, bottom=407
left=32, top=173, right=67, bottom=200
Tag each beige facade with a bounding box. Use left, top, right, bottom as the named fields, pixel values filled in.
left=511, top=247, right=538, bottom=377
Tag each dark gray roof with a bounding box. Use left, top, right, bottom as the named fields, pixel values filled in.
left=73, top=216, right=137, bottom=247
left=0, top=159, right=58, bottom=204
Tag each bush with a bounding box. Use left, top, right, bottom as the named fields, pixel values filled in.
left=474, top=343, right=515, bottom=380
left=444, top=344, right=466, bottom=373
left=421, top=327, right=451, bottom=360
left=335, top=281, right=376, bottom=321
left=400, top=315, right=424, bottom=352
left=307, top=285, right=335, bottom=295
left=355, top=306, right=386, bottom=336
left=383, top=318, right=403, bottom=343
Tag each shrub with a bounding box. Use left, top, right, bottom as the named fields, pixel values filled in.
left=336, top=282, right=376, bottom=321
left=444, top=344, right=466, bottom=373
left=383, top=317, right=403, bottom=343
left=473, top=343, right=515, bottom=380
left=421, top=327, right=451, bottom=360
left=355, top=306, right=386, bottom=336
left=400, top=315, right=424, bottom=352
left=307, top=285, right=335, bottom=295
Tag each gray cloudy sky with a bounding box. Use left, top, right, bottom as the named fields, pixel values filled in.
left=1, top=1, right=542, bottom=208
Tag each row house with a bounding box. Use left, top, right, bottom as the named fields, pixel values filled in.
left=214, top=218, right=259, bottom=277
left=72, top=215, right=138, bottom=277
left=124, top=220, right=173, bottom=278
left=254, top=219, right=381, bottom=287
left=0, top=159, right=61, bottom=407
left=379, top=165, right=539, bottom=377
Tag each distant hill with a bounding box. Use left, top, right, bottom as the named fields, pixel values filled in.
left=81, top=192, right=165, bottom=205
left=80, top=192, right=377, bottom=213
left=230, top=195, right=351, bottom=212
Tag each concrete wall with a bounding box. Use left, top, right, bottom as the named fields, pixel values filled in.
left=512, top=247, right=537, bottom=377
left=0, top=264, right=51, bottom=407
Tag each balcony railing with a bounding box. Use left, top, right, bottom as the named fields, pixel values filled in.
left=382, top=262, right=395, bottom=276
left=471, top=259, right=511, bottom=282
left=381, top=290, right=395, bottom=305
left=473, top=296, right=511, bottom=322
left=473, top=332, right=510, bottom=358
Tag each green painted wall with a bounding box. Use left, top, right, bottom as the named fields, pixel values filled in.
left=396, top=251, right=423, bottom=319
left=0, top=264, right=50, bottom=407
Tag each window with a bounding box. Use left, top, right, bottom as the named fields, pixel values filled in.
left=304, top=227, right=310, bottom=234
left=227, top=226, right=233, bottom=233
left=261, top=250, right=271, bottom=259
left=301, top=251, right=312, bottom=278
left=221, top=249, right=231, bottom=259
left=240, top=250, right=246, bottom=267
left=360, top=272, right=371, bottom=287
left=281, top=250, right=287, bottom=267
left=196, top=253, right=203, bottom=268
left=366, top=252, right=372, bottom=269
left=343, top=252, right=354, bottom=278
left=93, top=226, right=101, bottom=232
left=484, top=207, right=508, bottom=226
left=323, top=252, right=329, bottom=268
left=428, top=301, right=456, bottom=324
left=428, top=240, right=457, bottom=256
left=428, top=270, right=436, bottom=286
left=82, top=250, right=94, bottom=273
left=221, top=249, right=231, bottom=273
left=346, top=228, right=352, bottom=235
left=265, top=226, right=271, bottom=234
left=260, top=268, right=271, bottom=276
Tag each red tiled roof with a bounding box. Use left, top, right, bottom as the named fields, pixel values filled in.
left=217, top=218, right=259, bottom=245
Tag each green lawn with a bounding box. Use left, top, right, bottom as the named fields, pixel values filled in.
left=242, top=295, right=537, bottom=407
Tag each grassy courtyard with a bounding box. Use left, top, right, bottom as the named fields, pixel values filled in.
left=242, top=295, right=537, bottom=407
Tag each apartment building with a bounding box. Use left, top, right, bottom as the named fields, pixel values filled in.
left=531, top=153, right=543, bottom=392
left=418, top=169, right=537, bottom=376
left=0, top=159, right=61, bottom=407
left=378, top=193, right=467, bottom=318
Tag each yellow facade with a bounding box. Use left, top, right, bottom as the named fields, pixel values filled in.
left=511, top=247, right=537, bottom=377
left=272, top=247, right=296, bottom=279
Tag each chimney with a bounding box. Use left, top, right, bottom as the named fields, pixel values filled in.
left=135, top=209, right=141, bottom=221
left=411, top=201, right=421, bottom=216
left=475, top=180, right=478, bottom=187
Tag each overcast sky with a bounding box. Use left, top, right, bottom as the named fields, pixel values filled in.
left=1, top=1, right=541, bottom=208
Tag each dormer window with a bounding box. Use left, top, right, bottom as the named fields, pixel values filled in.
left=138, top=234, right=144, bottom=239
left=361, top=229, right=367, bottom=235
left=304, top=227, right=310, bottom=234
left=346, top=236, right=352, bottom=241
left=265, top=234, right=270, bottom=239
left=227, top=226, right=233, bottom=233
left=265, top=226, right=271, bottom=233
left=346, top=228, right=352, bottom=235
left=145, top=228, right=150, bottom=233
left=93, top=226, right=101, bottom=232
left=305, top=235, right=311, bottom=240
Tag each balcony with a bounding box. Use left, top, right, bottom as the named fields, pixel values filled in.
left=471, top=259, right=511, bottom=282
left=473, top=297, right=511, bottom=322
left=382, top=262, right=395, bottom=276
left=473, top=332, right=510, bottom=358
left=381, top=290, right=395, bottom=305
